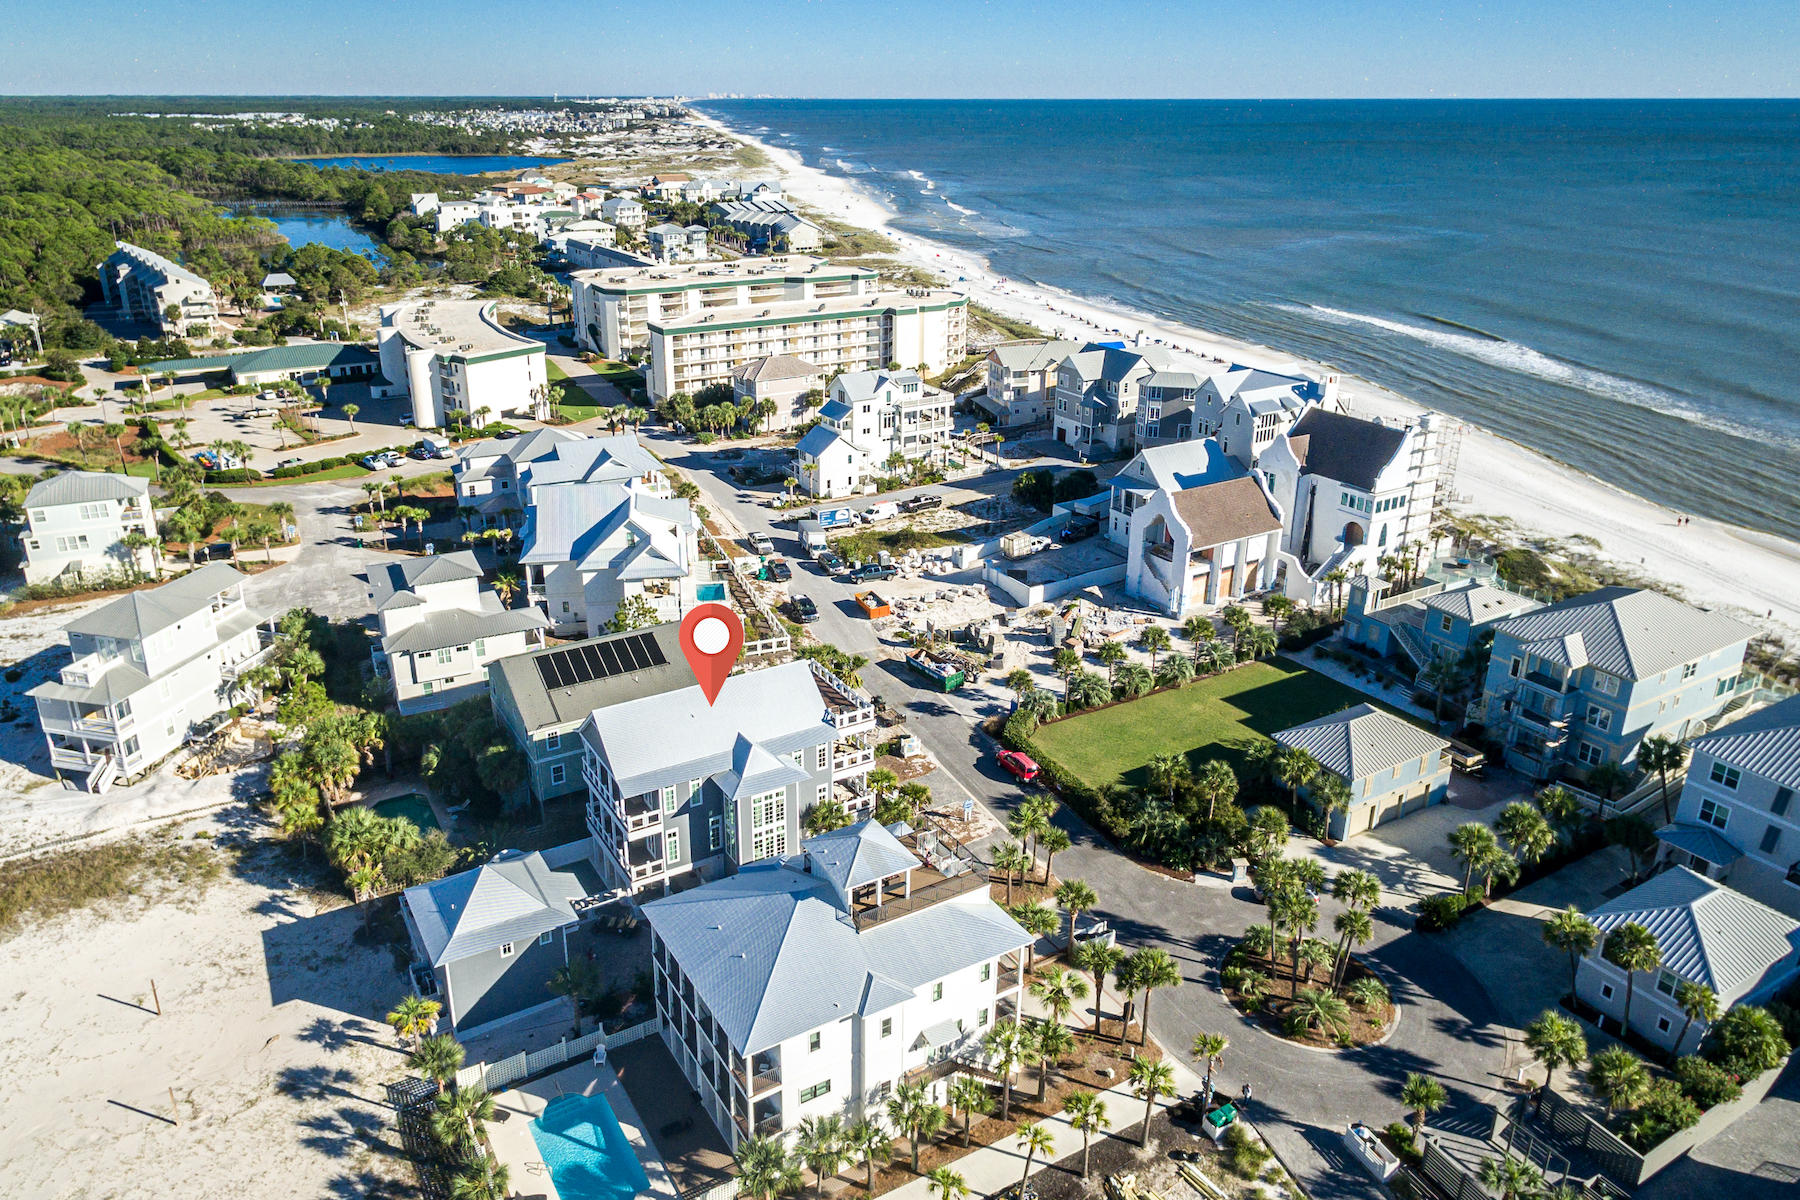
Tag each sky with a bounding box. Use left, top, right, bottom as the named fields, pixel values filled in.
left=3, top=0, right=1796, bottom=98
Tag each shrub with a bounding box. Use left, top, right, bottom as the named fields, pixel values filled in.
left=1223, top=1124, right=1271, bottom=1179
left=1672, top=1056, right=1741, bottom=1109
left=1417, top=892, right=1472, bottom=932
left=1621, top=1079, right=1701, bottom=1151
left=1382, top=1122, right=1422, bottom=1166
left=1703, top=1005, right=1791, bottom=1077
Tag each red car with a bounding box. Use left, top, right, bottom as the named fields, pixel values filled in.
left=997, top=750, right=1040, bottom=783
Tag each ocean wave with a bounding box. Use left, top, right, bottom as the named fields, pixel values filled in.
left=944, top=200, right=978, bottom=217
left=906, top=169, right=938, bottom=192
left=1289, top=304, right=1797, bottom=451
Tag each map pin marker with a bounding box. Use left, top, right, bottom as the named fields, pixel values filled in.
left=679, top=603, right=745, bottom=706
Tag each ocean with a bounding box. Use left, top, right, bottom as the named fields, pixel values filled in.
left=700, top=100, right=1800, bottom=541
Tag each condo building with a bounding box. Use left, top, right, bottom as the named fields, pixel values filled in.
left=376, top=299, right=548, bottom=429
left=97, top=241, right=217, bottom=337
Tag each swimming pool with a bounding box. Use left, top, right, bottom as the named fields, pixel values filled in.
left=695, top=583, right=727, bottom=603
left=370, top=793, right=440, bottom=832
left=530, top=1093, right=650, bottom=1200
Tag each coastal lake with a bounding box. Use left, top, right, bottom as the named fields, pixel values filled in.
left=225, top=205, right=383, bottom=259
left=296, top=154, right=568, bottom=174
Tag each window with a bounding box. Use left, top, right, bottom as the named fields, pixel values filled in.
left=1509, top=658, right=1523, bottom=679
left=545, top=730, right=560, bottom=751
left=436, top=647, right=453, bottom=664
left=667, top=831, right=679, bottom=863
left=881, top=1018, right=892, bottom=1038
left=663, top=786, right=679, bottom=814
left=474, top=639, right=486, bottom=658
left=799, top=1080, right=831, bottom=1103
left=710, top=815, right=722, bottom=851
left=1683, top=662, right=1698, bottom=680
left=1586, top=705, right=1613, bottom=732
left=1577, top=741, right=1604, bottom=766
left=808, top=1031, right=821, bottom=1052
left=978, top=1008, right=989, bottom=1027
left=1600, top=983, right=1614, bottom=1000
left=540, top=931, right=555, bottom=947
left=1698, top=796, right=1730, bottom=830
left=1710, top=763, right=1742, bottom=790
left=421, top=681, right=435, bottom=696
left=550, top=764, right=566, bottom=785
left=1593, top=672, right=1619, bottom=697
left=1656, top=970, right=1679, bottom=997
left=980, top=963, right=991, bottom=982
left=1762, top=825, right=1783, bottom=855
left=932, top=982, right=943, bottom=1002
left=1439, top=614, right=1454, bottom=633
left=29, top=509, right=45, bottom=523
left=689, top=778, right=703, bottom=797
left=1774, top=787, right=1793, bottom=817
left=1716, top=677, right=1735, bottom=696
left=816, top=744, right=828, bottom=771
left=500, top=942, right=515, bottom=958
left=1658, top=1016, right=1672, bottom=1033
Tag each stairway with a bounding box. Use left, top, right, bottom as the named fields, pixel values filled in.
left=85, top=754, right=119, bottom=794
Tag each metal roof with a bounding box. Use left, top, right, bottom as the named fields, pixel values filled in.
left=490, top=622, right=691, bottom=734
left=65, top=564, right=248, bottom=641
left=1274, top=703, right=1449, bottom=783
left=25, top=471, right=149, bottom=509
left=1121, top=437, right=1248, bottom=493
left=1422, top=583, right=1540, bottom=624
left=403, top=850, right=594, bottom=966
left=1585, top=867, right=1800, bottom=1005
left=367, top=551, right=485, bottom=613
left=803, top=819, right=919, bottom=905
left=1687, top=694, right=1800, bottom=792
left=1491, top=587, right=1755, bottom=680
left=1654, top=823, right=1744, bottom=869
left=382, top=601, right=548, bottom=657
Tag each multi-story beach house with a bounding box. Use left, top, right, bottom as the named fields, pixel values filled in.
left=646, top=223, right=711, bottom=263
left=578, top=658, right=876, bottom=895
left=1341, top=574, right=1542, bottom=686
left=96, top=241, right=217, bottom=337
left=20, top=471, right=160, bottom=585
left=1656, top=694, right=1800, bottom=918
left=1475, top=587, right=1755, bottom=783
left=489, top=623, right=694, bottom=807
left=1051, top=343, right=1186, bottom=456
left=796, top=370, right=954, bottom=498
left=1574, top=867, right=1800, bottom=1055
left=600, top=195, right=646, bottom=231
left=452, top=427, right=589, bottom=530
left=731, top=354, right=824, bottom=433
left=376, top=299, right=548, bottom=429
left=367, top=552, right=549, bottom=715
left=1137, top=364, right=1331, bottom=449
left=570, top=256, right=878, bottom=360
left=1275, top=704, right=1452, bottom=838
left=708, top=197, right=825, bottom=252
left=979, top=339, right=1079, bottom=428
left=1122, top=472, right=1285, bottom=615
left=520, top=480, right=699, bottom=638
left=644, top=818, right=1030, bottom=1149
left=29, top=565, right=270, bottom=793
left=648, top=290, right=968, bottom=406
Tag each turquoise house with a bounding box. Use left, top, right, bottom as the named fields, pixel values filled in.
left=1274, top=704, right=1452, bottom=838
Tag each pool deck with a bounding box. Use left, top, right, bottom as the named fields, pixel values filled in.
left=492, top=1059, right=681, bottom=1200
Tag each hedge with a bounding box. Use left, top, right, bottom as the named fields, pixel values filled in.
left=999, top=709, right=1130, bottom=843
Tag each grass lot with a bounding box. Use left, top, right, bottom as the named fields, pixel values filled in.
left=0, top=829, right=224, bottom=936
left=547, top=357, right=645, bottom=421
left=1031, top=657, right=1380, bottom=790
left=833, top=524, right=964, bottom=562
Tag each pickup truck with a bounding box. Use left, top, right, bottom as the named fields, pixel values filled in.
left=849, top=562, right=897, bottom=582
left=789, top=595, right=820, bottom=623
left=901, top=493, right=943, bottom=513
left=1059, top=517, right=1100, bottom=543
left=763, top=558, right=792, bottom=583
left=749, top=532, right=775, bottom=555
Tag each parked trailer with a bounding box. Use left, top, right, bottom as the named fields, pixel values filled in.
left=907, top=649, right=966, bottom=692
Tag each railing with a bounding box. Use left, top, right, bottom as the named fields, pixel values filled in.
left=832, top=746, right=875, bottom=775
left=453, top=1015, right=662, bottom=1092
left=734, top=1065, right=782, bottom=1098
left=220, top=638, right=278, bottom=680
left=41, top=713, right=122, bottom=739
left=49, top=743, right=107, bottom=770
left=851, top=869, right=987, bottom=931
left=60, top=652, right=116, bottom=689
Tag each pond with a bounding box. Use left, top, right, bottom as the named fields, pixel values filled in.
left=226, top=205, right=383, bottom=259
left=297, top=154, right=569, bottom=174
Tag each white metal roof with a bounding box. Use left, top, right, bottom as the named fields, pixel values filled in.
left=1274, top=703, right=1449, bottom=783
left=1585, top=867, right=1800, bottom=1005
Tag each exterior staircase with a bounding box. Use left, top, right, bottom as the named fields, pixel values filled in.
left=85, top=754, right=120, bottom=794
left=1390, top=618, right=1432, bottom=672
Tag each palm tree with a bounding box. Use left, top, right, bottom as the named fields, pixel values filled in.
left=1062, top=1090, right=1110, bottom=1177
left=1220, top=604, right=1253, bottom=651
left=1585, top=760, right=1633, bottom=817
left=927, top=1167, right=968, bottom=1200
left=1400, top=1073, right=1447, bottom=1139
left=1051, top=647, right=1082, bottom=696
left=1289, top=987, right=1352, bottom=1036
left=1496, top=801, right=1555, bottom=866
left=1006, top=667, right=1036, bottom=698
left=1244, top=627, right=1279, bottom=660
left=449, top=1162, right=511, bottom=1200
left=1523, top=1011, right=1587, bottom=1106
left=1535, top=785, right=1583, bottom=845
left=386, top=994, right=442, bottom=1048
left=948, top=1075, right=993, bottom=1146
left=1542, top=906, right=1600, bottom=995
left=1476, top=1155, right=1545, bottom=1200
left=1096, top=639, right=1127, bottom=685
left=1263, top=594, right=1296, bottom=634
left=1012, top=902, right=1060, bottom=968
left=1068, top=671, right=1110, bottom=709
left=409, top=1033, right=465, bottom=1093
left=1128, top=1056, right=1175, bottom=1146
left=1322, top=567, right=1350, bottom=612
left=1331, top=909, right=1374, bottom=989
left=1190, top=1031, right=1228, bottom=1104
left=1054, top=878, right=1098, bottom=946
left=1029, top=969, right=1090, bottom=1027
left=1114, top=662, right=1154, bottom=700
left=1603, top=922, right=1662, bottom=1033
left=1033, top=1018, right=1076, bottom=1099
left=1332, top=868, right=1381, bottom=912
left=843, top=1119, right=889, bottom=1191
left=1155, top=655, right=1194, bottom=689
left=1128, top=948, right=1181, bottom=1046
left=1137, top=624, right=1172, bottom=671
left=980, top=1020, right=1030, bottom=1121
left=1072, top=939, right=1124, bottom=1036
left=1038, top=826, right=1071, bottom=885
left=1274, top=745, right=1320, bottom=812
left=1448, top=823, right=1499, bottom=893
left=1194, top=760, right=1237, bottom=821
left=1635, top=735, right=1689, bottom=824
left=433, top=1084, right=496, bottom=1156
left=1586, top=1047, right=1650, bottom=1116
left=1310, top=773, right=1352, bottom=838
left=796, top=1115, right=847, bottom=1199
left=735, top=1134, right=793, bottom=1200
left=1147, top=753, right=1189, bottom=804
left=1016, top=1123, right=1056, bottom=1189
left=993, top=841, right=1030, bottom=905
left=1674, top=980, right=1719, bottom=1052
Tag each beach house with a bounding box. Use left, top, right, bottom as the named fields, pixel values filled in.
left=96, top=241, right=217, bottom=337
left=1124, top=474, right=1285, bottom=615
left=1274, top=704, right=1452, bottom=838
left=708, top=197, right=825, bottom=252
left=367, top=552, right=548, bottom=716
left=1340, top=575, right=1543, bottom=702
left=979, top=339, right=1079, bottom=428
left=29, top=565, right=270, bottom=793
left=646, top=222, right=711, bottom=263
left=644, top=819, right=1030, bottom=1149
left=578, top=658, right=876, bottom=895
left=1051, top=343, right=1184, bottom=456
left=1656, top=695, right=1800, bottom=919
left=1136, top=364, right=1330, bottom=449
left=1574, top=867, right=1800, bottom=1054
left=376, top=299, right=548, bottom=429
left=519, top=480, right=699, bottom=638
left=796, top=369, right=953, bottom=498
left=21, top=471, right=159, bottom=585
left=1475, top=587, right=1755, bottom=783
left=452, top=427, right=589, bottom=530
left=732, top=354, right=824, bottom=433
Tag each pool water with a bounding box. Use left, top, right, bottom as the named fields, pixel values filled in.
left=530, top=1093, right=650, bottom=1200
left=371, top=793, right=440, bottom=832
left=695, top=583, right=727, bottom=603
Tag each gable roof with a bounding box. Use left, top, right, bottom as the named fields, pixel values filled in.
left=403, top=851, right=593, bottom=966
left=1688, top=694, right=1800, bottom=791
left=733, top=354, right=822, bottom=384
left=1286, top=409, right=1408, bottom=491
left=25, top=471, right=149, bottom=508
left=1585, top=867, right=1800, bottom=1005
left=1168, top=476, right=1282, bottom=548
left=1274, top=703, right=1449, bottom=783
left=490, top=622, right=691, bottom=733
left=1423, top=583, right=1540, bottom=625
left=1124, top=438, right=1247, bottom=492
left=66, top=564, right=248, bottom=641
left=989, top=339, right=1080, bottom=372
left=382, top=598, right=548, bottom=656
left=1492, top=587, right=1754, bottom=680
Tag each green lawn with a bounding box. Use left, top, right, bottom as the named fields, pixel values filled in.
left=546, top=357, right=644, bottom=422
left=1030, top=658, right=1381, bottom=791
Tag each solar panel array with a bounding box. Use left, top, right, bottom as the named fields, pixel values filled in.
left=533, top=631, right=669, bottom=689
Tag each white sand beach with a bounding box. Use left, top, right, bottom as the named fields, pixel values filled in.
left=691, top=112, right=1800, bottom=640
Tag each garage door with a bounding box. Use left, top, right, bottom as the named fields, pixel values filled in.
left=1347, top=801, right=1377, bottom=836
left=1218, top=566, right=1234, bottom=596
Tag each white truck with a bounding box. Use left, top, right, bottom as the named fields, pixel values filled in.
left=798, top=520, right=830, bottom=559
left=422, top=434, right=453, bottom=459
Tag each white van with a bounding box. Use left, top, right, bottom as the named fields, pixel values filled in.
left=863, top=501, right=900, bottom=523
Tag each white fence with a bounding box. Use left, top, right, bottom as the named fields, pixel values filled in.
left=454, top=1015, right=662, bottom=1092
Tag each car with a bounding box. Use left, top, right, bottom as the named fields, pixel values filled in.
left=401, top=415, right=416, bottom=427
left=901, top=493, right=943, bottom=513
left=789, top=595, right=819, bottom=623
left=1060, top=518, right=1100, bottom=543
left=816, top=551, right=848, bottom=575
left=749, top=532, right=775, bottom=555
left=409, top=444, right=434, bottom=460
left=997, top=749, right=1040, bottom=783
left=849, top=562, right=897, bottom=582
left=764, top=558, right=792, bottom=583
left=277, top=457, right=303, bottom=469
left=493, top=429, right=518, bottom=439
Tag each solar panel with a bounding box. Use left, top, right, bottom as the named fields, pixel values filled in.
left=531, top=630, right=670, bottom=690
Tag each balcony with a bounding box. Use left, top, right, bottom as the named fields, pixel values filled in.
left=621, top=793, right=663, bottom=835
left=41, top=710, right=123, bottom=740
left=1520, top=669, right=1570, bottom=696
left=833, top=742, right=875, bottom=776
left=997, top=966, right=1023, bottom=993
left=59, top=652, right=118, bottom=690
left=49, top=742, right=109, bottom=770
left=220, top=636, right=277, bottom=681
left=1511, top=706, right=1569, bottom=738
left=733, top=1058, right=782, bottom=1099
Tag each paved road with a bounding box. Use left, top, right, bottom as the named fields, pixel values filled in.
left=659, top=430, right=1514, bottom=1200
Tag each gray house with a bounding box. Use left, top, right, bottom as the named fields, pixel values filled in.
left=400, top=846, right=601, bottom=1035
left=1274, top=703, right=1452, bottom=838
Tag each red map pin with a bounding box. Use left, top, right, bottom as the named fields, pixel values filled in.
left=679, top=603, right=744, bottom=706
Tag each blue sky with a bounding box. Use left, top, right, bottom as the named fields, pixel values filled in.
left=3, top=0, right=1795, bottom=98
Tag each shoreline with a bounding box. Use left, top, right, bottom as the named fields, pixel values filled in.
left=686, top=108, right=1800, bottom=642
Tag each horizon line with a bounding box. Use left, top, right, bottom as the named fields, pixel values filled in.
left=3, top=94, right=1798, bottom=103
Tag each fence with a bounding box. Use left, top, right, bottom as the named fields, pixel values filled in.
left=678, top=1175, right=741, bottom=1200
left=454, top=1015, right=662, bottom=1092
